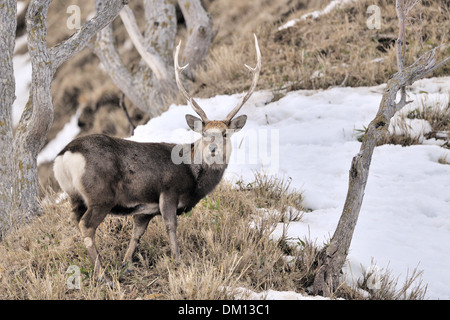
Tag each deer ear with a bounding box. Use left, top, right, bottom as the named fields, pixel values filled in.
left=186, top=114, right=204, bottom=132
left=228, top=115, right=247, bottom=132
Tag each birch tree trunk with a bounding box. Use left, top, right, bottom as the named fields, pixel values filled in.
left=0, top=0, right=127, bottom=237
left=312, top=0, right=449, bottom=297
left=94, top=0, right=213, bottom=116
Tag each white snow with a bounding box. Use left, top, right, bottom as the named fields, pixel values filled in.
left=13, top=4, right=32, bottom=126
left=17, top=1, right=27, bottom=16
left=278, top=0, right=356, bottom=31
left=12, top=45, right=32, bottom=126
left=130, top=76, right=450, bottom=299
left=37, top=110, right=81, bottom=165
left=230, top=287, right=331, bottom=300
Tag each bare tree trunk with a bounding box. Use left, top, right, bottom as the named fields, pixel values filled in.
left=133, top=0, right=178, bottom=113
left=312, top=0, right=449, bottom=297
left=0, top=0, right=17, bottom=231
left=0, top=0, right=127, bottom=237
left=95, top=0, right=177, bottom=116
left=177, top=0, right=214, bottom=78
left=94, top=0, right=213, bottom=116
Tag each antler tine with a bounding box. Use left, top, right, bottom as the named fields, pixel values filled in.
left=174, top=41, right=209, bottom=122
left=224, top=34, right=261, bottom=123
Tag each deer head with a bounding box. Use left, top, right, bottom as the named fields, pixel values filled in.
left=174, top=34, right=261, bottom=167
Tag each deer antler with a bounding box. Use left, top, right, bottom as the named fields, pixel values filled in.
left=174, top=41, right=209, bottom=123
left=224, top=34, right=261, bottom=123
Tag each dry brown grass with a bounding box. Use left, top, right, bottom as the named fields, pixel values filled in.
left=195, top=0, right=449, bottom=98
left=438, top=154, right=450, bottom=164
left=1, top=173, right=427, bottom=300
left=353, top=261, right=428, bottom=300
left=0, top=175, right=313, bottom=300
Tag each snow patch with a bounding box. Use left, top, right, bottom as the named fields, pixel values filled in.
left=129, top=76, right=450, bottom=299
left=229, top=287, right=331, bottom=300
left=17, top=1, right=27, bottom=16
left=12, top=49, right=32, bottom=126
left=37, top=110, right=81, bottom=165
left=278, top=0, right=356, bottom=30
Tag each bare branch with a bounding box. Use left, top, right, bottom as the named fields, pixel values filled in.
left=177, top=0, right=214, bottom=76
left=49, top=0, right=126, bottom=71
left=119, top=5, right=168, bottom=80
left=395, top=0, right=406, bottom=71
left=396, top=0, right=419, bottom=71
left=94, top=16, right=150, bottom=115
left=26, top=0, right=52, bottom=63
left=395, top=0, right=419, bottom=105
left=395, top=86, right=413, bottom=112
left=405, top=0, right=420, bottom=16
left=425, top=56, right=450, bottom=76
left=119, top=93, right=136, bottom=136
left=94, top=0, right=178, bottom=116
left=401, top=44, right=449, bottom=86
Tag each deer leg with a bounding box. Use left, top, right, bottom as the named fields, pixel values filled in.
left=78, top=205, right=110, bottom=282
left=69, top=195, right=87, bottom=229
left=123, top=214, right=154, bottom=268
left=160, top=193, right=180, bottom=261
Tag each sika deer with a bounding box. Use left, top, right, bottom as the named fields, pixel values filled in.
left=53, top=35, right=261, bottom=280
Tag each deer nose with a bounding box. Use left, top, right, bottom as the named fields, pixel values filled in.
left=209, top=143, right=217, bottom=153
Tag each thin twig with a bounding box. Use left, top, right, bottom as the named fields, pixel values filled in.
left=119, top=93, right=136, bottom=136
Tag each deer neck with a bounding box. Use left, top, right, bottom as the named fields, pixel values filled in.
left=192, top=163, right=227, bottom=199
left=188, top=141, right=228, bottom=198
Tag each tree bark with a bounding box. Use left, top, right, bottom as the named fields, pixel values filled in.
left=95, top=0, right=177, bottom=116
left=312, top=0, right=449, bottom=297
left=0, top=0, right=127, bottom=237
left=132, top=0, right=178, bottom=114
left=0, top=0, right=17, bottom=232
left=177, top=0, right=214, bottom=78
left=94, top=0, right=213, bottom=116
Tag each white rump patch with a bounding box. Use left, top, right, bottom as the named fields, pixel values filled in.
left=53, top=151, right=86, bottom=198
